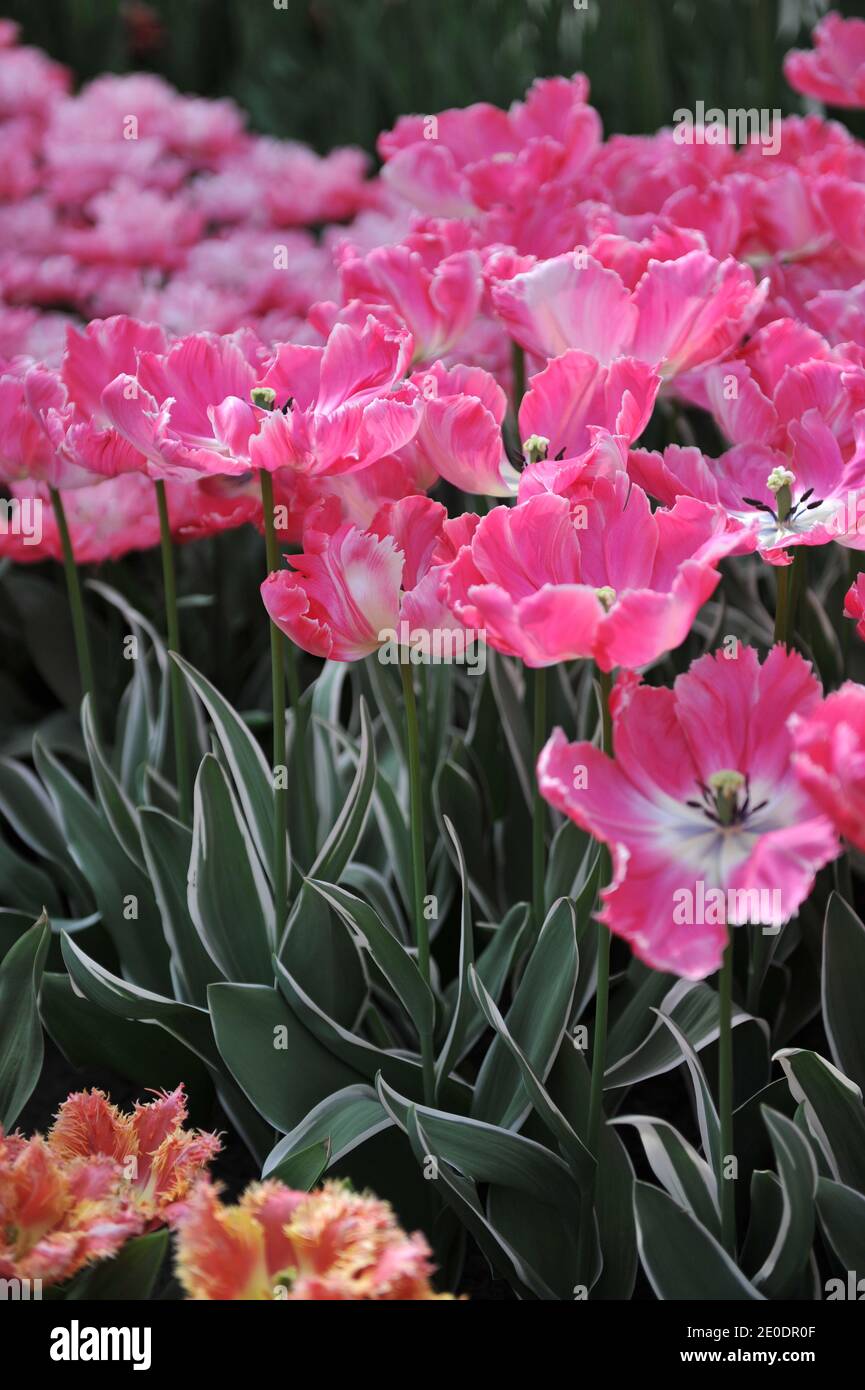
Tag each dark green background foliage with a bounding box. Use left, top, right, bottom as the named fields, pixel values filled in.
left=4, top=0, right=862, bottom=154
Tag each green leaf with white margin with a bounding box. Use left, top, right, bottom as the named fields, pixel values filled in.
left=81, top=695, right=145, bottom=872
left=0, top=754, right=90, bottom=902
left=273, top=955, right=470, bottom=1112
left=307, top=879, right=433, bottom=1039
left=188, top=754, right=274, bottom=984
left=139, top=806, right=221, bottom=1007
left=611, top=1115, right=720, bottom=1238
left=208, top=981, right=362, bottom=1133
left=409, top=1109, right=554, bottom=1301
left=377, top=1073, right=581, bottom=1215
left=441, top=901, right=529, bottom=1069
left=604, top=977, right=768, bottom=1089
left=61, top=931, right=219, bottom=1067
left=379, top=1075, right=582, bottom=1298
left=470, top=965, right=594, bottom=1186
left=487, top=651, right=533, bottom=810
left=472, top=897, right=578, bottom=1129
left=265, top=1138, right=331, bottom=1191
left=58, top=933, right=271, bottom=1162
left=0, top=830, right=63, bottom=917
left=275, top=704, right=376, bottom=1022
left=40, top=971, right=210, bottom=1100
left=0, top=909, right=39, bottom=964
left=87, top=580, right=170, bottom=775
left=263, top=1085, right=391, bottom=1177
left=822, top=892, right=865, bottom=1094
left=775, top=1047, right=865, bottom=1191
left=0, top=913, right=50, bottom=1128
left=311, top=714, right=412, bottom=917
left=605, top=961, right=674, bottom=1071
left=634, top=1182, right=765, bottom=1300
left=545, top=820, right=593, bottom=913
left=740, top=1169, right=783, bottom=1278
left=172, top=653, right=277, bottom=883
left=435, top=817, right=475, bottom=1091
left=34, top=737, right=171, bottom=992
left=751, top=1108, right=818, bottom=1298
left=816, top=1177, right=865, bottom=1271
left=308, top=698, right=376, bottom=884
left=648, top=1009, right=721, bottom=1178
left=542, top=1042, right=635, bottom=1299
left=434, top=757, right=496, bottom=921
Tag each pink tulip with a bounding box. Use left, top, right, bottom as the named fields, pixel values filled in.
left=538, top=646, right=840, bottom=979
left=632, top=321, right=865, bottom=562
left=336, top=221, right=484, bottom=363
left=785, top=12, right=865, bottom=109
left=406, top=360, right=520, bottom=496
left=260, top=494, right=473, bottom=661
left=440, top=476, right=738, bottom=670
left=0, top=472, right=259, bottom=565
left=518, top=350, right=660, bottom=462
left=844, top=571, right=865, bottom=639
left=492, top=249, right=766, bottom=380
left=378, top=75, right=600, bottom=221
left=790, top=681, right=865, bottom=852
left=101, top=329, right=265, bottom=478
left=250, top=314, right=421, bottom=478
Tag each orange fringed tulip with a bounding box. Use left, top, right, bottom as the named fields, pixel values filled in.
left=0, top=1132, right=141, bottom=1285
left=48, top=1084, right=221, bottom=1221
left=0, top=1084, right=220, bottom=1287
left=172, top=1178, right=456, bottom=1300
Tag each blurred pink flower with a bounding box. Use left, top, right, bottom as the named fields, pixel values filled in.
left=378, top=74, right=600, bottom=222
left=791, top=681, right=865, bottom=852
left=785, top=12, right=865, bottom=109
left=844, top=571, right=865, bottom=639
left=171, top=1178, right=453, bottom=1300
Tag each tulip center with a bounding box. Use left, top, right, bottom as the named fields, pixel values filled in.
left=766, top=466, right=795, bottom=522
left=522, top=434, right=549, bottom=465
left=595, top=585, right=616, bottom=612
left=251, top=386, right=276, bottom=411
left=687, top=768, right=767, bottom=828
left=742, top=467, right=823, bottom=531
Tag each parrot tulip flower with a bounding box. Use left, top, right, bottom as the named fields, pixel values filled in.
left=260, top=494, right=475, bottom=662
left=0, top=1132, right=141, bottom=1287
left=407, top=359, right=520, bottom=496
left=440, top=476, right=739, bottom=670
left=0, top=1084, right=217, bottom=1287
left=518, top=349, right=660, bottom=462
left=250, top=314, right=422, bottom=478
left=47, top=1085, right=221, bottom=1222
left=538, top=645, right=840, bottom=979
left=491, top=250, right=766, bottom=380
left=100, top=329, right=266, bottom=478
